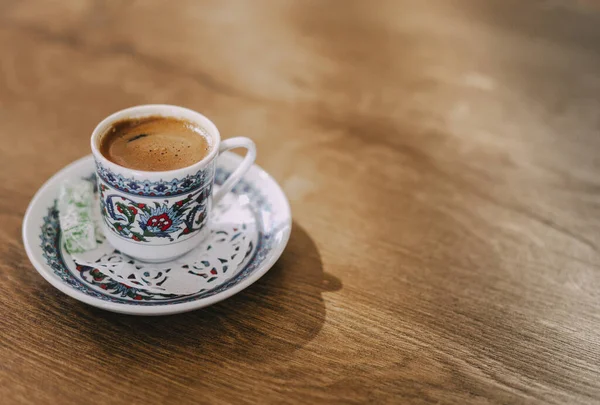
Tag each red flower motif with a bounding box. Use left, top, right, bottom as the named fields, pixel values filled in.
left=146, top=213, right=172, bottom=231
left=176, top=201, right=184, bottom=207
left=134, top=295, right=142, bottom=300
left=129, top=206, right=138, bottom=215
left=117, top=225, right=123, bottom=231
left=132, top=235, right=140, bottom=241
left=182, top=228, right=190, bottom=234
left=117, top=206, right=123, bottom=213
left=100, top=284, right=108, bottom=290
left=137, top=203, right=146, bottom=209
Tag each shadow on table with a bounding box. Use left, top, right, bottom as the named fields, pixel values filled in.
left=82, top=221, right=341, bottom=364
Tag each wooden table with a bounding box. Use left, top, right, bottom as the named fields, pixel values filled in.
left=2, top=1, right=600, bottom=403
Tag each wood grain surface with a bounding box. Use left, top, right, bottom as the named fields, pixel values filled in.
left=1, top=1, right=600, bottom=404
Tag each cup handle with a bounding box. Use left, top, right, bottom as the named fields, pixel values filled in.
left=212, top=137, right=256, bottom=205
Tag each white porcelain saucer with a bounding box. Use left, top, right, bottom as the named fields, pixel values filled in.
left=22, top=152, right=291, bottom=316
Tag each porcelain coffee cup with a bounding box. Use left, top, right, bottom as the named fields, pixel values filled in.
left=90, top=104, right=256, bottom=262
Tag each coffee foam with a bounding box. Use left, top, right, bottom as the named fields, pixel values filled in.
left=100, top=115, right=212, bottom=171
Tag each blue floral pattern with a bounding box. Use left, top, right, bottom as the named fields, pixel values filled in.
left=99, top=184, right=210, bottom=243
left=39, top=167, right=276, bottom=306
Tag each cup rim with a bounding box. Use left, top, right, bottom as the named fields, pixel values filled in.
left=90, top=104, right=221, bottom=178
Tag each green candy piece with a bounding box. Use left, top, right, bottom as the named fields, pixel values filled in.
left=58, top=180, right=97, bottom=254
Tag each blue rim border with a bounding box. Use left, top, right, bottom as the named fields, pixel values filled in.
left=95, top=160, right=215, bottom=198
